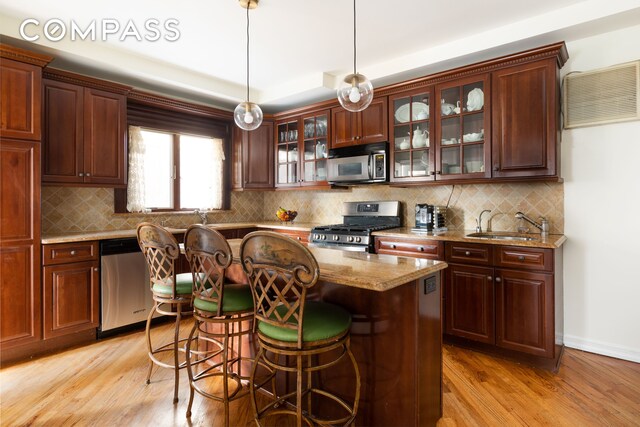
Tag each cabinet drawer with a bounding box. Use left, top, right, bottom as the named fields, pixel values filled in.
left=271, top=229, right=310, bottom=245
left=43, top=241, right=98, bottom=265
left=494, top=246, right=553, bottom=272
left=445, top=242, right=492, bottom=265
left=375, top=237, right=443, bottom=260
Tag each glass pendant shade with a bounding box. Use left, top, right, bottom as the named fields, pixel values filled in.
left=234, top=101, right=263, bottom=131
left=337, top=73, right=374, bottom=112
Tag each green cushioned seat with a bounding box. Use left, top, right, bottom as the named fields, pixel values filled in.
left=152, top=272, right=193, bottom=296
left=258, top=301, right=352, bottom=343
left=194, top=284, right=254, bottom=314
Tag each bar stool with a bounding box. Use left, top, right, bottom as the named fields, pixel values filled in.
left=137, top=222, right=193, bottom=404
left=240, top=231, right=361, bottom=427
left=183, top=225, right=255, bottom=426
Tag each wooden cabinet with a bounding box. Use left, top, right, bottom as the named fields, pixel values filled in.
left=491, top=58, right=560, bottom=178
left=232, top=121, right=274, bottom=190
left=374, top=236, right=442, bottom=260
left=330, top=97, right=387, bottom=148
left=269, top=228, right=310, bottom=245
left=275, top=112, right=330, bottom=188
left=1, top=59, right=42, bottom=140
left=42, top=242, right=99, bottom=339
left=0, top=45, right=50, bottom=362
left=42, top=77, right=127, bottom=186
left=444, top=242, right=560, bottom=362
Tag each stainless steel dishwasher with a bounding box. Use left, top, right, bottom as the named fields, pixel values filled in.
left=99, top=238, right=157, bottom=335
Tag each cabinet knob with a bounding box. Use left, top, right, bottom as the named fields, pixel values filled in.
left=493, top=166, right=499, bottom=171
left=94, top=267, right=99, bottom=272
left=435, top=171, right=441, bottom=175
left=296, top=237, right=301, bottom=241
left=70, top=250, right=76, bottom=255
left=518, top=255, right=525, bottom=261
left=86, top=172, right=91, bottom=177
left=390, top=244, right=396, bottom=249
left=418, top=247, right=424, bottom=252
left=487, top=276, right=493, bottom=281
left=495, top=277, right=502, bottom=283
left=78, top=173, right=84, bottom=177
left=429, top=171, right=435, bottom=176
left=464, top=251, right=471, bottom=256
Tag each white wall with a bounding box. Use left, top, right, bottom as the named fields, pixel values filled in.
left=562, top=24, right=640, bottom=362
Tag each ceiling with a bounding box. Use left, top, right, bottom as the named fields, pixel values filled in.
left=1, top=0, right=639, bottom=113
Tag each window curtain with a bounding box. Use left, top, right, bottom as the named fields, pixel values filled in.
left=202, top=138, right=225, bottom=210
left=127, top=126, right=146, bottom=212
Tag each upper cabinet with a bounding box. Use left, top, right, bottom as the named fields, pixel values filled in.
left=232, top=120, right=274, bottom=190
left=275, top=110, right=330, bottom=188
left=42, top=70, right=128, bottom=187
left=434, top=74, right=491, bottom=181
left=491, top=58, right=560, bottom=178
left=1, top=59, right=42, bottom=141
left=330, top=97, right=387, bottom=148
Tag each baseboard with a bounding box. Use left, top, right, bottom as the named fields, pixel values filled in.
left=563, top=335, right=640, bottom=363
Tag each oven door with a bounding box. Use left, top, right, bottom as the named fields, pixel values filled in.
left=327, top=154, right=372, bottom=183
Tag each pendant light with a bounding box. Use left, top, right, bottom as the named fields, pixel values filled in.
left=337, top=0, right=373, bottom=112
left=234, top=0, right=263, bottom=131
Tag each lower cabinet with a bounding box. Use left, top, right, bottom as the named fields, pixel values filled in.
left=444, top=242, right=558, bottom=360
left=269, top=228, right=310, bottom=245
left=42, top=241, right=99, bottom=339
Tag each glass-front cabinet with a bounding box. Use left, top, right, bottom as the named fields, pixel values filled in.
left=275, top=110, right=330, bottom=188
left=435, top=74, right=491, bottom=180
left=389, top=88, right=434, bottom=182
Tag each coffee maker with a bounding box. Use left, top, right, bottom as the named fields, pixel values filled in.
left=413, top=204, right=447, bottom=232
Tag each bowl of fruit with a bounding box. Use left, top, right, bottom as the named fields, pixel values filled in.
left=276, top=207, right=298, bottom=223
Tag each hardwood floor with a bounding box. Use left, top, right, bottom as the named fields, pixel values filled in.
left=1, top=321, right=639, bottom=426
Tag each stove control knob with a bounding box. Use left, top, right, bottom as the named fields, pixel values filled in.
left=322, top=235, right=327, bottom=240
left=355, top=237, right=362, bottom=243
left=333, top=235, right=340, bottom=241
left=314, top=234, right=320, bottom=239
left=348, top=236, right=354, bottom=242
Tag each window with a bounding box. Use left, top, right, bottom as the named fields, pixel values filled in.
left=127, top=126, right=226, bottom=212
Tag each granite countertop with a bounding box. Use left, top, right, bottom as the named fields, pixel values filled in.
left=225, top=239, right=447, bottom=292
left=372, top=228, right=567, bottom=249
left=42, top=222, right=566, bottom=248
left=41, top=222, right=321, bottom=244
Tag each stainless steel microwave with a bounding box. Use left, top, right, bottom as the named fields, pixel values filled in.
left=327, top=142, right=388, bottom=184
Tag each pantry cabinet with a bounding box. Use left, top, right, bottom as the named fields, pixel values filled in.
left=42, top=70, right=128, bottom=186
left=330, top=97, right=387, bottom=148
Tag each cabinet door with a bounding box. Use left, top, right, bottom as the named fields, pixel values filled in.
left=42, top=80, right=84, bottom=183
left=359, top=97, right=388, bottom=144
left=0, top=140, right=41, bottom=349
left=244, top=121, right=274, bottom=189
left=83, top=88, right=126, bottom=185
left=492, top=58, right=558, bottom=178
left=275, top=119, right=301, bottom=187
left=43, top=261, right=99, bottom=339
left=435, top=74, right=491, bottom=180
left=0, top=59, right=41, bottom=141
left=330, top=107, right=358, bottom=148
left=495, top=268, right=554, bottom=357
left=231, top=125, right=244, bottom=190
left=444, top=264, right=494, bottom=344
left=300, top=111, right=329, bottom=186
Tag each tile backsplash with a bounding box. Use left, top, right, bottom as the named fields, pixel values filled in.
left=42, top=182, right=563, bottom=235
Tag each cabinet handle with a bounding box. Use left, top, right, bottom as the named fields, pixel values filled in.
left=487, top=276, right=493, bottom=281
left=464, top=251, right=471, bottom=256
left=390, top=244, right=396, bottom=249
left=495, top=277, right=502, bottom=283
left=493, top=166, right=499, bottom=171
left=85, top=172, right=91, bottom=177
left=418, top=246, right=424, bottom=252
left=518, top=255, right=525, bottom=261
left=70, top=250, right=76, bottom=255
left=435, top=171, right=441, bottom=175
left=429, top=171, right=435, bottom=176
left=78, top=173, right=84, bottom=177
left=296, top=237, right=301, bottom=240
left=93, top=267, right=99, bottom=272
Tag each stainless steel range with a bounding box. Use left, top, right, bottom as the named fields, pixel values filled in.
left=309, top=201, right=401, bottom=252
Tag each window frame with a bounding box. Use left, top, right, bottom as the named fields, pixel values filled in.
left=115, top=101, right=232, bottom=213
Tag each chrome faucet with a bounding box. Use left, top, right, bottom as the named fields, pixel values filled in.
left=476, top=209, right=492, bottom=233
left=515, top=212, right=549, bottom=236
left=194, top=209, right=208, bottom=225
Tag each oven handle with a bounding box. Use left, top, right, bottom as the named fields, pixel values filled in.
left=308, top=242, right=369, bottom=252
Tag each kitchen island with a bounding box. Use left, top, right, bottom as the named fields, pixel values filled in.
left=223, top=239, right=448, bottom=427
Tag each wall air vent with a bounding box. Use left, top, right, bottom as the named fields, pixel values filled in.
left=563, top=60, right=639, bottom=129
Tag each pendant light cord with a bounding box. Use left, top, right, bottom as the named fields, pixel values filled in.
left=246, top=4, right=250, bottom=102
left=353, top=0, right=357, bottom=75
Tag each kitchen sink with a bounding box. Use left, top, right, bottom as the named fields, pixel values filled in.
left=466, top=232, right=536, bottom=241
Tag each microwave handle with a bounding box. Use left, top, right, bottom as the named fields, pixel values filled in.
left=367, top=153, right=374, bottom=180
